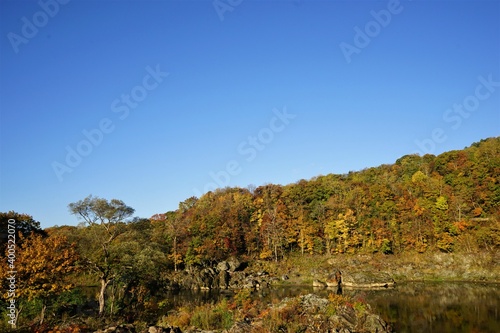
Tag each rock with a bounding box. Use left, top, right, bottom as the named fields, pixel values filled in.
left=200, top=268, right=217, bottom=290
left=227, top=257, right=242, bottom=272
left=362, top=313, right=392, bottom=333
left=243, top=278, right=259, bottom=289
left=281, top=274, right=289, bottom=281
left=227, top=320, right=252, bottom=333
left=179, top=266, right=219, bottom=290
left=326, top=269, right=342, bottom=287
left=274, top=294, right=391, bottom=333
left=299, top=294, right=329, bottom=311
left=217, top=261, right=230, bottom=272
left=313, top=279, right=327, bottom=288
left=342, top=271, right=395, bottom=289
left=219, top=270, right=230, bottom=289
left=229, top=271, right=247, bottom=288
left=153, top=325, right=181, bottom=333
left=94, top=324, right=135, bottom=333
left=330, top=309, right=356, bottom=331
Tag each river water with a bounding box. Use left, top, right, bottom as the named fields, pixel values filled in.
left=157, top=282, right=500, bottom=333
left=342, top=282, right=500, bottom=333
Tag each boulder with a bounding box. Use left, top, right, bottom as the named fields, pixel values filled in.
left=217, top=261, right=230, bottom=272
left=94, top=324, right=135, bottom=333
left=362, top=313, right=392, bottom=333
left=199, top=268, right=217, bottom=290
left=219, top=270, right=230, bottom=289
left=299, top=293, right=329, bottom=311
left=275, top=294, right=391, bottom=333
left=326, top=269, right=342, bottom=287
left=227, top=257, right=242, bottom=272
left=342, top=271, right=395, bottom=289
left=148, top=326, right=182, bottom=333
left=179, top=266, right=219, bottom=290
left=227, top=320, right=252, bottom=333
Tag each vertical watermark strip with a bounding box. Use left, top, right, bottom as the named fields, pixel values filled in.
left=5, top=219, right=17, bottom=328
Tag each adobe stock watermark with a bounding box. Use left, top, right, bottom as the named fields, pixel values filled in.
left=193, top=106, right=296, bottom=197
left=51, top=64, right=169, bottom=182
left=213, top=0, right=243, bottom=22
left=7, top=0, right=71, bottom=54
left=5, top=219, right=17, bottom=328
left=413, top=74, right=500, bottom=155
left=339, top=0, right=405, bottom=64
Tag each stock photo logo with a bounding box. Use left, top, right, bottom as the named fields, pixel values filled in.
left=339, top=0, right=405, bottom=64
left=51, top=65, right=169, bottom=182
left=192, top=106, right=296, bottom=197
left=7, top=0, right=71, bottom=54
left=213, top=0, right=243, bottom=22
left=413, top=74, right=500, bottom=155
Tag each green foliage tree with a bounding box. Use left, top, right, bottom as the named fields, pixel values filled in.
left=68, top=195, right=134, bottom=316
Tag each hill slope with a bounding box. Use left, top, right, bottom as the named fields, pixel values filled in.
left=150, top=137, right=499, bottom=263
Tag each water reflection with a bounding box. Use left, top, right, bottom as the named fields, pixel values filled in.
left=356, top=282, right=500, bottom=333
left=160, top=282, right=499, bottom=333
left=81, top=282, right=499, bottom=333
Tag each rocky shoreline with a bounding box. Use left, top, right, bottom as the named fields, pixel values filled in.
left=95, top=293, right=392, bottom=333
left=160, top=252, right=498, bottom=293
left=91, top=252, right=498, bottom=333
left=162, top=258, right=394, bottom=293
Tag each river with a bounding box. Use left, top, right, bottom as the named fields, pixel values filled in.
left=157, top=282, right=500, bottom=333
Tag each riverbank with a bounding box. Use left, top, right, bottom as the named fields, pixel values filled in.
left=92, top=281, right=500, bottom=333
left=246, top=251, right=500, bottom=286
left=94, top=292, right=392, bottom=333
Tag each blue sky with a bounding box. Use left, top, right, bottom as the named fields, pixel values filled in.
left=1, top=0, right=499, bottom=229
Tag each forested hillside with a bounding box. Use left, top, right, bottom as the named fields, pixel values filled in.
left=148, top=137, right=499, bottom=264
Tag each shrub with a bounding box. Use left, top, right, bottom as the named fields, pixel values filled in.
left=189, top=299, right=234, bottom=330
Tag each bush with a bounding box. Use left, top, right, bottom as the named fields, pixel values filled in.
left=189, top=299, right=234, bottom=330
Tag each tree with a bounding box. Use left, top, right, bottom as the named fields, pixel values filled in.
left=0, top=211, right=45, bottom=254
left=0, top=233, right=79, bottom=326
left=151, top=211, right=185, bottom=272
left=253, top=185, right=287, bottom=261
left=108, top=218, right=168, bottom=315
left=68, top=195, right=134, bottom=316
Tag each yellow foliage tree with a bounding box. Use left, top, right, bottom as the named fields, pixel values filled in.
left=0, top=233, right=79, bottom=325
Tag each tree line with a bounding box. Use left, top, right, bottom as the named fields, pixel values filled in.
left=149, top=137, right=499, bottom=262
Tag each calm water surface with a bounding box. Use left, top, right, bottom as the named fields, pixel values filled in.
left=159, top=282, right=500, bottom=333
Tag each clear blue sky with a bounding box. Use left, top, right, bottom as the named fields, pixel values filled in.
left=1, top=0, right=499, bottom=229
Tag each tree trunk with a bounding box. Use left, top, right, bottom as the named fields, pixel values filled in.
left=300, top=229, right=305, bottom=255
left=39, top=304, right=46, bottom=325
left=173, top=236, right=178, bottom=272
left=12, top=305, right=22, bottom=328
left=99, top=278, right=111, bottom=316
